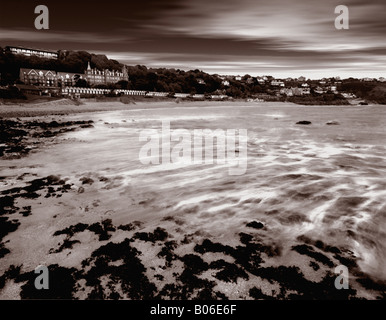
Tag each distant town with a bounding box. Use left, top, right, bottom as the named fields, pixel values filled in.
left=1, top=45, right=385, bottom=105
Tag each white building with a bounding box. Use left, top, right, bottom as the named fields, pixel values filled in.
left=314, top=86, right=326, bottom=94
left=6, top=46, right=58, bottom=59
left=256, top=77, right=265, bottom=84
left=271, top=80, right=285, bottom=87
left=328, top=85, right=338, bottom=93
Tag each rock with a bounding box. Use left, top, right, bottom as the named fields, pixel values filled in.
left=77, top=186, right=85, bottom=194
left=296, top=121, right=312, bottom=125
left=80, top=177, right=94, bottom=185
left=326, top=120, right=340, bottom=125
left=246, top=221, right=264, bottom=229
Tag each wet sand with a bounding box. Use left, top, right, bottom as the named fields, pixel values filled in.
left=1, top=101, right=386, bottom=299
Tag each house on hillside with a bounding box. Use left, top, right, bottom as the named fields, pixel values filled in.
left=19, top=62, right=128, bottom=88
left=256, top=77, right=265, bottom=84
left=341, top=92, right=356, bottom=98
left=246, top=77, right=254, bottom=84
left=301, top=83, right=310, bottom=94
left=270, top=80, right=285, bottom=87
left=20, top=68, right=58, bottom=87
left=84, top=62, right=129, bottom=85
left=279, top=88, right=294, bottom=96
left=328, top=85, right=338, bottom=93
left=85, top=62, right=128, bottom=85
left=314, top=86, right=326, bottom=94
left=6, top=46, right=58, bottom=59
left=291, top=87, right=304, bottom=96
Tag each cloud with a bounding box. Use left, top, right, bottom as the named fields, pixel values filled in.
left=99, top=46, right=386, bottom=79
left=1, top=0, right=385, bottom=78
left=0, top=0, right=186, bottom=32
left=0, top=29, right=131, bottom=44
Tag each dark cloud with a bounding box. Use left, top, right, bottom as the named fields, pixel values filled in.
left=0, top=0, right=385, bottom=78
left=0, top=0, right=185, bottom=31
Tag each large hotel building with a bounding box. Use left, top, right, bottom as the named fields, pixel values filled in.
left=19, top=63, right=128, bottom=87
left=6, top=46, right=128, bottom=87
left=19, top=63, right=129, bottom=87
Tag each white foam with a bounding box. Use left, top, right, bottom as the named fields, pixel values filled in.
left=207, top=203, right=234, bottom=212
left=175, top=194, right=214, bottom=208
left=304, top=200, right=335, bottom=231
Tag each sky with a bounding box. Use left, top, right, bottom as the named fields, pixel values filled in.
left=0, top=0, right=385, bottom=79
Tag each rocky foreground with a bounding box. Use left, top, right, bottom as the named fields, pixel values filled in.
left=1, top=104, right=386, bottom=300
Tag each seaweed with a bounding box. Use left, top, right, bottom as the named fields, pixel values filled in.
left=249, top=287, right=276, bottom=300
left=356, top=277, right=386, bottom=299
left=49, top=239, right=81, bottom=254
left=0, top=242, right=11, bottom=259
left=255, top=266, right=358, bottom=299
left=0, top=119, right=94, bottom=159
left=53, top=223, right=89, bottom=237
left=134, top=227, right=168, bottom=243
left=180, top=254, right=209, bottom=275
left=87, top=219, right=116, bottom=241
left=80, top=238, right=157, bottom=299
left=292, top=244, right=334, bottom=267
left=0, top=196, right=17, bottom=215
left=246, top=221, right=264, bottom=229
left=117, top=223, right=136, bottom=231
left=18, top=264, right=78, bottom=299
left=53, top=220, right=116, bottom=244
left=194, top=239, right=235, bottom=256
left=0, top=217, right=20, bottom=242
left=157, top=241, right=178, bottom=267
left=209, top=259, right=249, bottom=283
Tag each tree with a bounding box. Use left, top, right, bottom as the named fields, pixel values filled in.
left=116, top=80, right=129, bottom=89
left=75, top=78, right=89, bottom=88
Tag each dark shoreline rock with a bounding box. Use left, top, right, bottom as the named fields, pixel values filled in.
left=0, top=119, right=94, bottom=159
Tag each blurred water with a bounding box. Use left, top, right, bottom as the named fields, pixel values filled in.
left=8, top=103, right=386, bottom=280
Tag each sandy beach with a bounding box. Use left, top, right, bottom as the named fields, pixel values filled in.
left=0, top=98, right=258, bottom=118
left=1, top=100, right=386, bottom=299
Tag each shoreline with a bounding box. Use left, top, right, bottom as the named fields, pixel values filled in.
left=1, top=98, right=383, bottom=119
